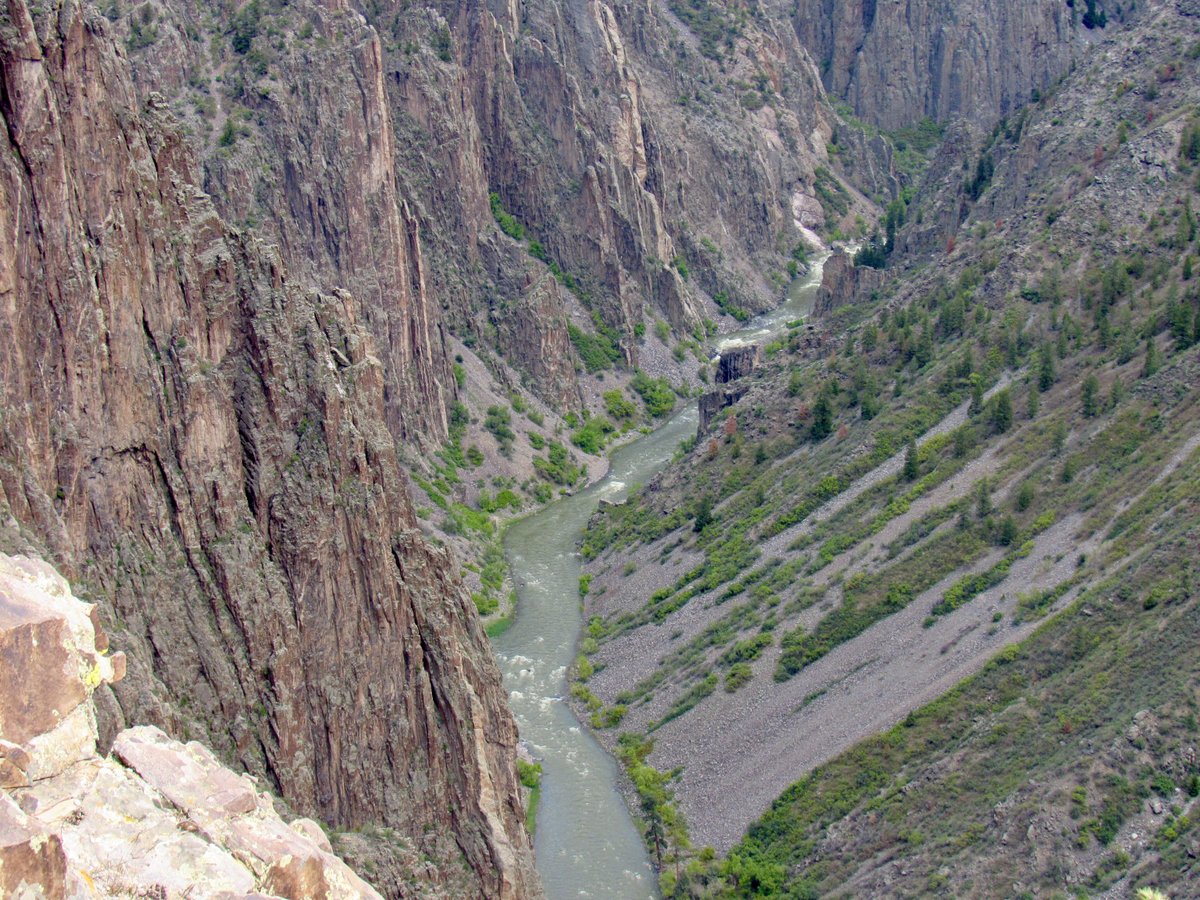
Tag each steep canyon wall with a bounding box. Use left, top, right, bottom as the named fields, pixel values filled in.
left=0, top=2, right=538, bottom=894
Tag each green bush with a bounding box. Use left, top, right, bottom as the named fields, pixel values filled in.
left=724, top=662, right=753, bottom=692
left=485, top=405, right=515, bottom=454
left=631, top=371, right=677, bottom=418
left=489, top=192, right=524, bottom=240
left=571, top=416, right=615, bottom=454
left=534, top=442, right=583, bottom=485
left=604, top=389, right=637, bottom=421
left=569, top=324, right=621, bottom=373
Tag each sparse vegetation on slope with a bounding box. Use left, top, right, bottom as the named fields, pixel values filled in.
left=572, top=5, right=1200, bottom=894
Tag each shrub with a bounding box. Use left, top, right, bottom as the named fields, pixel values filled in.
left=604, top=389, right=637, bottom=421
left=485, top=406, right=515, bottom=454
left=571, top=417, right=615, bottom=455
left=631, top=372, right=676, bottom=418
left=489, top=193, right=524, bottom=239
left=568, top=324, right=620, bottom=373
left=516, top=759, right=542, bottom=789
left=534, top=441, right=583, bottom=485
left=724, top=662, right=753, bottom=692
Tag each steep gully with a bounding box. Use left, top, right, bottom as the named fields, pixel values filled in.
left=496, top=254, right=831, bottom=898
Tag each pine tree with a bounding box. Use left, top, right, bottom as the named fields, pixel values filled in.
left=1108, top=377, right=1125, bottom=411
left=976, top=480, right=992, bottom=519
left=990, top=389, right=1013, bottom=434
left=1016, top=481, right=1035, bottom=512
left=998, top=515, right=1019, bottom=546
left=1082, top=374, right=1100, bottom=417
left=810, top=394, right=833, bottom=441
left=1179, top=198, right=1196, bottom=248
left=1143, top=337, right=1160, bottom=378
left=903, top=439, right=919, bottom=481
left=1038, top=346, right=1056, bottom=392
left=1169, top=298, right=1195, bottom=348
left=953, top=425, right=975, bottom=459
left=969, top=374, right=985, bottom=414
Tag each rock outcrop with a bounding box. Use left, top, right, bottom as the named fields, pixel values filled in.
left=0, top=3, right=538, bottom=896
left=698, top=385, right=751, bottom=434
left=793, top=0, right=1092, bottom=129
left=715, top=345, right=764, bottom=384
left=814, top=248, right=886, bottom=316
left=0, top=553, right=382, bottom=898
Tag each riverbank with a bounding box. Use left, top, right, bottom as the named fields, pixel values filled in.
left=493, top=254, right=831, bottom=897
left=494, top=404, right=699, bottom=899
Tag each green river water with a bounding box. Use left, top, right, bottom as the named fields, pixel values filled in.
left=494, top=252, right=829, bottom=898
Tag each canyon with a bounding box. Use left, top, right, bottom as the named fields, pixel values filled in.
left=3, top=0, right=1198, bottom=898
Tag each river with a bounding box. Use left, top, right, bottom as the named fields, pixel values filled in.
left=494, top=251, right=830, bottom=898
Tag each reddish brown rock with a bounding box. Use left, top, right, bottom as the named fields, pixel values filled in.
left=0, top=3, right=537, bottom=896
left=0, top=742, right=31, bottom=790
left=0, top=555, right=125, bottom=780
left=114, top=726, right=261, bottom=818
left=0, top=794, right=69, bottom=899
left=0, top=555, right=385, bottom=898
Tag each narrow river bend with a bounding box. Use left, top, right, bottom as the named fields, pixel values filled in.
left=494, top=252, right=830, bottom=898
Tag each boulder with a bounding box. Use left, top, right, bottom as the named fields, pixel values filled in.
left=0, top=555, right=125, bottom=780
left=0, top=793, right=69, bottom=898
left=1, top=554, right=382, bottom=898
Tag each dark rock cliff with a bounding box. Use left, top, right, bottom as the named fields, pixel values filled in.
left=0, top=2, right=539, bottom=895
left=110, top=0, right=877, bottom=409
left=716, top=344, right=763, bottom=384
left=792, top=0, right=1090, bottom=129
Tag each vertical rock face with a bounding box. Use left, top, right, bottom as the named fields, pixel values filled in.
left=715, top=345, right=763, bottom=384
left=0, top=3, right=538, bottom=896
left=120, top=2, right=453, bottom=446
left=110, top=0, right=867, bottom=407
left=394, top=0, right=838, bottom=334
left=206, top=6, right=454, bottom=446
left=793, top=0, right=1085, bottom=129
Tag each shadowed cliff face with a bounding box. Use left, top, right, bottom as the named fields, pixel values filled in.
left=0, top=2, right=538, bottom=895
left=792, top=0, right=1087, bottom=129
left=110, top=0, right=881, bottom=409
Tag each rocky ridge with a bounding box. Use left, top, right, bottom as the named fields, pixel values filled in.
left=0, top=552, right=384, bottom=898
left=111, top=0, right=882, bottom=410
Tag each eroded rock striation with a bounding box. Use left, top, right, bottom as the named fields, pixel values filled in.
left=0, top=2, right=537, bottom=895
left=110, top=0, right=877, bottom=406
left=794, top=0, right=1091, bottom=129
left=813, top=247, right=886, bottom=316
